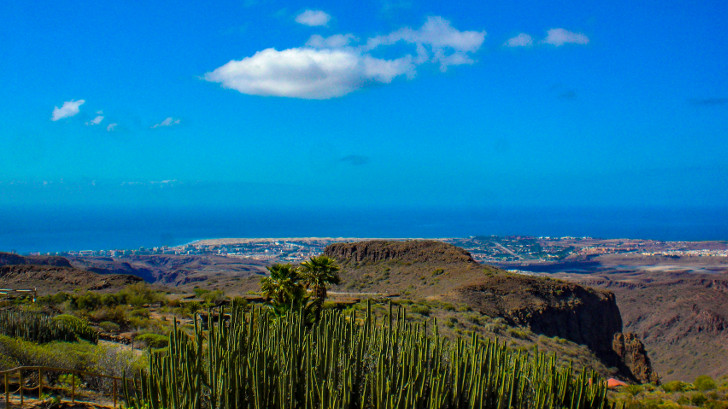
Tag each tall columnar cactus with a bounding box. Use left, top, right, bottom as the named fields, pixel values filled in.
left=0, top=310, right=97, bottom=344
left=126, top=303, right=615, bottom=409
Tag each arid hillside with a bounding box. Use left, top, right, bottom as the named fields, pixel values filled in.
left=553, top=267, right=728, bottom=382
left=324, top=240, right=656, bottom=383
left=68, top=254, right=268, bottom=292
left=0, top=252, right=142, bottom=294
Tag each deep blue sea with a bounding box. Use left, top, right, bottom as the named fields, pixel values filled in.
left=1, top=205, right=727, bottom=254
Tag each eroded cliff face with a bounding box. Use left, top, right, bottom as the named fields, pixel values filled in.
left=453, top=275, right=633, bottom=374
left=613, top=333, right=659, bottom=383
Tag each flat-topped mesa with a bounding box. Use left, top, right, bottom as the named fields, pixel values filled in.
left=0, top=252, right=73, bottom=268
left=324, top=240, right=476, bottom=265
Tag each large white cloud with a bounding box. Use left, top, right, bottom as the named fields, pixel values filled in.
left=205, top=17, right=485, bottom=99
left=51, top=99, right=85, bottom=121
left=205, top=48, right=413, bottom=99
left=543, top=28, right=589, bottom=46
left=295, top=10, right=331, bottom=27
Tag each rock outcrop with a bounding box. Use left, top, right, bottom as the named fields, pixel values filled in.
left=0, top=252, right=73, bottom=268
left=613, top=333, right=659, bottom=383
left=325, top=240, right=476, bottom=265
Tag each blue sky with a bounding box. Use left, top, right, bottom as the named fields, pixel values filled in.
left=1, top=0, right=727, bottom=211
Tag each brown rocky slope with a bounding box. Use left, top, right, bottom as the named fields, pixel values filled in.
left=0, top=253, right=142, bottom=295
left=325, top=240, right=657, bottom=383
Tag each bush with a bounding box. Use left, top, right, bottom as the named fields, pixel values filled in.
left=135, top=333, right=169, bottom=349
left=53, top=314, right=98, bottom=343
left=506, top=327, right=530, bottom=340
left=99, top=321, right=121, bottom=332
left=410, top=304, right=431, bottom=316
left=662, top=380, right=689, bottom=393
left=691, top=392, right=708, bottom=406
left=625, top=384, right=644, bottom=396
left=695, top=375, right=718, bottom=391
left=0, top=335, right=96, bottom=371
left=91, top=305, right=129, bottom=327
left=121, top=283, right=163, bottom=307
left=201, top=290, right=227, bottom=306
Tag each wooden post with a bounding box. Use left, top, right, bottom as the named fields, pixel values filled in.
left=38, top=368, right=43, bottom=398
left=4, top=372, right=9, bottom=408
left=113, top=378, right=118, bottom=408
left=19, top=371, right=23, bottom=405
left=71, top=374, right=75, bottom=403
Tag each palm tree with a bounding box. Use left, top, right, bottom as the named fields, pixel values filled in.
left=299, top=255, right=341, bottom=303
left=260, top=263, right=306, bottom=311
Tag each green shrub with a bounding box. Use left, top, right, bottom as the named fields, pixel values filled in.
left=625, top=384, right=644, bottom=396
left=662, top=380, right=689, bottom=393
left=52, top=314, right=98, bottom=343
left=135, top=333, right=169, bottom=349
left=507, top=327, right=530, bottom=340
left=695, top=375, right=718, bottom=391
left=201, top=290, right=227, bottom=306
left=0, top=351, right=19, bottom=370
left=121, top=282, right=164, bottom=306
left=410, top=304, right=431, bottom=316
left=691, top=392, right=708, bottom=406
left=99, top=321, right=121, bottom=332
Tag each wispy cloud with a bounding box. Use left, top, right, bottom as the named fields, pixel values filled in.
left=504, top=33, right=533, bottom=47
left=295, top=10, right=331, bottom=27
left=205, top=16, right=485, bottom=99
left=151, top=117, right=181, bottom=128
left=341, top=155, right=370, bottom=166
left=86, top=115, right=104, bottom=126
left=52, top=99, right=85, bottom=121
left=306, top=33, right=357, bottom=48
left=107, top=123, right=118, bottom=132
left=364, top=16, right=486, bottom=70
left=690, top=97, right=728, bottom=106
left=543, top=28, right=589, bottom=46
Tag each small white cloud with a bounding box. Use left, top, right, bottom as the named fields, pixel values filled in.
left=504, top=33, right=533, bottom=47
left=152, top=117, right=181, bottom=128
left=86, top=115, right=104, bottom=126
left=306, top=33, right=357, bottom=49
left=51, top=99, right=85, bottom=121
left=295, top=10, right=331, bottom=27
left=543, top=28, right=589, bottom=46
left=107, top=123, right=118, bottom=132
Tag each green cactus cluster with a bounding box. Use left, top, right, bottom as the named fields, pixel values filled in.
left=0, top=310, right=98, bottom=344
left=126, top=302, right=615, bottom=409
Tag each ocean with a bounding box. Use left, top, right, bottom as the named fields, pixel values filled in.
left=1, top=205, right=727, bottom=254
